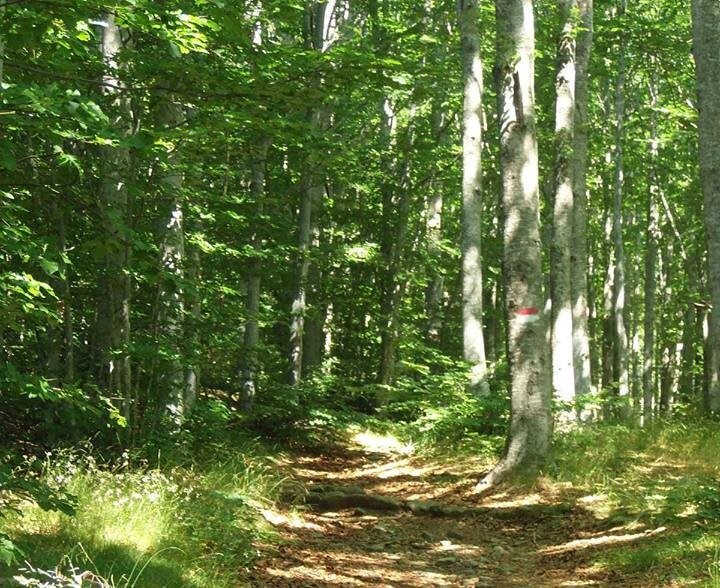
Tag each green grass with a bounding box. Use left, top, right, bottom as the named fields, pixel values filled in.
left=547, top=420, right=720, bottom=586
left=1, top=436, right=291, bottom=587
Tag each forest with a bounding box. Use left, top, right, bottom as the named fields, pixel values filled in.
left=2, top=0, right=720, bottom=585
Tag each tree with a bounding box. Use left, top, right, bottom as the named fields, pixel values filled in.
left=551, top=0, right=578, bottom=418
left=570, top=0, right=594, bottom=412
left=692, top=0, right=720, bottom=412
left=459, top=0, right=489, bottom=397
left=477, top=0, right=552, bottom=491
left=155, top=91, right=189, bottom=425
left=611, top=0, right=630, bottom=414
left=94, top=13, right=133, bottom=420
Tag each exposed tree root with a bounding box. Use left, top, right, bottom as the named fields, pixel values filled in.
left=304, top=484, right=571, bottom=519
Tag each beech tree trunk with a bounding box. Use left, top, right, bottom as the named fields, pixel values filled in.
left=184, top=245, right=200, bottom=410
left=642, top=77, right=660, bottom=425
left=156, top=93, right=187, bottom=425
left=240, top=138, right=269, bottom=410
left=612, top=0, right=630, bottom=415
left=459, top=0, right=489, bottom=397
left=477, top=0, right=551, bottom=491
left=570, top=0, right=593, bottom=408
left=425, top=104, right=446, bottom=345
left=551, top=0, right=578, bottom=418
left=692, top=0, right=720, bottom=412
left=94, top=13, right=133, bottom=420
left=290, top=1, right=336, bottom=384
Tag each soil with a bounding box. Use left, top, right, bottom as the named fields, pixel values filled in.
left=248, top=440, right=679, bottom=588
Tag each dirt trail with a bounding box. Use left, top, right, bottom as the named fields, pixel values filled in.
left=248, top=438, right=666, bottom=587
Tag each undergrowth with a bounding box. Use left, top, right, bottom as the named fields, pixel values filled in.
left=547, top=420, right=720, bottom=586
left=1, top=427, right=290, bottom=587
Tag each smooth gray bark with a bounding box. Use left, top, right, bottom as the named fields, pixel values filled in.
left=425, top=105, right=446, bottom=345
left=95, top=13, right=132, bottom=418
left=642, top=78, right=660, bottom=425
left=602, top=204, right=615, bottom=399
left=551, top=0, right=578, bottom=418
left=570, top=0, right=593, bottom=408
left=184, top=245, right=200, bottom=410
left=377, top=118, right=412, bottom=391
left=477, top=0, right=552, bottom=491
left=611, top=0, right=630, bottom=414
left=156, top=93, right=188, bottom=425
left=240, top=138, right=269, bottom=411
left=459, top=0, right=489, bottom=397
left=290, top=1, right=336, bottom=384
left=692, top=0, right=720, bottom=412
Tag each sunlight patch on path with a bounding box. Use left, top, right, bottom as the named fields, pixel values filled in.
left=262, top=549, right=469, bottom=587
left=351, top=430, right=414, bottom=455
left=540, top=527, right=666, bottom=555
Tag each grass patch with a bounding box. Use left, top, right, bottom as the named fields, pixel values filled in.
left=1, top=435, right=290, bottom=587
left=546, top=421, right=720, bottom=586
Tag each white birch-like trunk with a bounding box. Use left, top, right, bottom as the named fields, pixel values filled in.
left=692, top=0, right=720, bottom=412
left=459, top=0, right=489, bottom=397
left=551, top=0, right=578, bottom=419
left=477, top=0, right=552, bottom=492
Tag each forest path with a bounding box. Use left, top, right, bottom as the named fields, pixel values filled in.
left=248, top=435, right=666, bottom=587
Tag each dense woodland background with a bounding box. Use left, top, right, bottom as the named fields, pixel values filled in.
left=3, top=0, right=720, bottom=586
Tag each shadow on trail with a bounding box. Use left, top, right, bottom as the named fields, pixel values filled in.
left=249, top=447, right=675, bottom=588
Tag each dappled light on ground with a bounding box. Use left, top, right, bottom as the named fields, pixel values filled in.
left=351, top=430, right=414, bottom=456
left=249, top=443, right=706, bottom=587
left=540, top=526, right=667, bottom=555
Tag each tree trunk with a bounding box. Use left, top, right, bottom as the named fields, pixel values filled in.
left=375, top=98, right=414, bottom=392
left=642, top=77, right=660, bottom=426
left=551, top=0, right=578, bottom=419
left=570, top=0, right=594, bottom=410
left=48, top=201, right=74, bottom=383
left=290, top=180, right=313, bottom=385
left=425, top=104, right=446, bottom=345
left=240, top=138, right=270, bottom=411
left=94, top=13, right=133, bottom=420
left=459, top=0, right=489, bottom=397
left=692, top=0, right=720, bottom=412
left=184, top=245, right=200, bottom=411
left=290, top=1, right=336, bottom=384
left=376, top=157, right=412, bottom=391
left=477, top=0, right=551, bottom=491
left=156, top=93, right=187, bottom=426
left=611, top=0, right=630, bottom=415
left=601, top=207, right=615, bottom=401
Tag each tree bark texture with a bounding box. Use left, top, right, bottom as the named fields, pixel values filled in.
left=94, top=13, right=133, bottom=419
left=642, top=77, right=660, bottom=425
left=477, top=0, right=552, bottom=491
left=240, top=138, right=270, bottom=410
left=551, top=0, right=578, bottom=418
left=692, top=0, right=720, bottom=412
left=156, top=92, right=187, bottom=425
left=571, top=0, right=594, bottom=408
left=612, top=0, right=630, bottom=414
left=459, top=0, right=489, bottom=397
